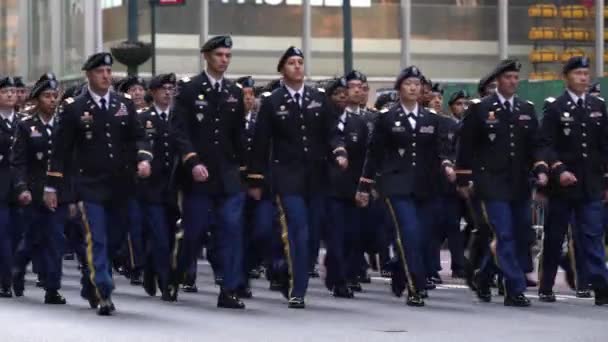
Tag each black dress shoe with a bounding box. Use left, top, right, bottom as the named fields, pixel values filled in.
left=288, top=297, right=305, bottom=309
left=217, top=291, right=245, bottom=309
left=248, top=268, right=261, bottom=279
left=476, top=287, right=492, bottom=303
left=12, top=286, right=23, bottom=297
left=430, top=274, right=443, bottom=284
left=44, top=291, right=67, bottom=305
left=420, top=289, right=429, bottom=299
left=576, top=289, right=592, bottom=298
left=504, top=294, right=531, bottom=307
left=538, top=291, right=556, bottom=303
left=406, top=292, right=425, bottom=307
left=380, top=270, right=392, bottom=278
left=425, top=278, right=437, bottom=290
left=0, top=287, right=12, bottom=298
left=497, top=281, right=505, bottom=296
left=269, top=280, right=282, bottom=292
left=594, top=288, right=608, bottom=306
left=214, top=276, right=224, bottom=286
left=130, top=273, right=143, bottom=286
left=237, top=286, right=253, bottom=299
left=332, top=285, right=354, bottom=298
left=143, top=271, right=157, bottom=297
left=97, top=300, right=113, bottom=316
left=348, top=282, right=362, bottom=292
left=161, top=290, right=173, bottom=302
left=182, top=284, right=198, bottom=293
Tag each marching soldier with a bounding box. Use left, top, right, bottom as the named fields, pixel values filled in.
left=588, top=82, right=600, bottom=98
left=455, top=59, right=547, bottom=307
left=171, top=35, right=247, bottom=309
left=10, top=73, right=66, bottom=304
left=538, top=56, right=608, bottom=306
left=427, top=83, right=444, bottom=114
left=136, top=73, right=179, bottom=302
left=14, top=77, right=28, bottom=113
left=247, top=46, right=346, bottom=309
left=325, top=76, right=370, bottom=298
left=119, top=76, right=148, bottom=111
left=355, top=66, right=452, bottom=306
left=0, top=76, right=19, bottom=297
left=45, top=52, right=153, bottom=315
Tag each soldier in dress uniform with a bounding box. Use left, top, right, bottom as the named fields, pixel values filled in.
left=455, top=59, right=547, bottom=307
left=478, top=74, right=497, bottom=98
left=0, top=76, right=20, bottom=298
left=427, top=83, right=444, bottom=114
left=44, top=52, right=153, bottom=315
left=588, top=82, right=600, bottom=98
left=537, top=56, right=608, bottom=306
left=324, top=76, right=370, bottom=299
left=10, top=73, right=66, bottom=304
left=355, top=66, right=453, bottom=306
left=119, top=76, right=148, bottom=111
left=247, top=46, right=347, bottom=309
left=13, top=77, right=28, bottom=113
left=135, top=73, right=179, bottom=302
left=171, top=35, right=247, bottom=309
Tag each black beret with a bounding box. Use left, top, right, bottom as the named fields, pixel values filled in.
left=119, top=76, right=147, bottom=93
left=589, top=81, right=601, bottom=94
left=394, top=65, right=423, bottom=90
left=277, top=46, right=304, bottom=72
left=82, top=52, right=113, bottom=71
left=448, top=89, right=469, bottom=106
left=13, top=76, right=25, bottom=88
left=345, top=70, right=367, bottom=83
left=30, top=73, right=59, bottom=99
left=478, top=74, right=496, bottom=96
left=326, top=77, right=348, bottom=96
left=201, top=35, right=232, bottom=53
left=374, top=90, right=398, bottom=110
left=149, top=73, right=176, bottom=90
left=491, top=59, right=521, bottom=78
left=563, top=56, right=590, bottom=75
left=236, top=76, right=255, bottom=89
left=0, top=76, right=15, bottom=89
left=431, top=82, right=444, bottom=95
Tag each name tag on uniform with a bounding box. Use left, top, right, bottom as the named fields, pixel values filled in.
left=195, top=100, right=208, bottom=107
left=227, top=95, right=238, bottom=103
left=590, top=112, right=603, bottom=118
left=307, top=100, right=322, bottom=109
left=275, top=107, right=289, bottom=116
left=518, top=115, right=532, bottom=120
left=419, top=126, right=435, bottom=134
left=392, top=126, right=406, bottom=132
left=115, top=103, right=128, bottom=116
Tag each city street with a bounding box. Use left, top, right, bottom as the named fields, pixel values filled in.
left=0, top=254, right=606, bottom=342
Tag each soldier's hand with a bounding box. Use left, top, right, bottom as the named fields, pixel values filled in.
left=192, top=164, right=209, bottom=182
left=18, top=191, right=32, bottom=206
left=536, top=172, right=548, bottom=187
left=559, top=171, right=577, bottom=187
left=248, top=187, right=262, bottom=201
left=137, top=161, right=152, bottom=178
left=68, top=203, right=78, bottom=219
left=355, top=191, right=370, bottom=208
left=444, top=166, right=456, bottom=183
left=43, top=191, right=58, bottom=212
left=336, top=156, right=349, bottom=171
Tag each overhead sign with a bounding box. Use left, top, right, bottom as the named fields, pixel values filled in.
left=220, top=0, right=372, bottom=7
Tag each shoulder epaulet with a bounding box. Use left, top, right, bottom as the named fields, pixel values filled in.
left=123, top=93, right=132, bottom=99
left=544, top=97, right=556, bottom=103
left=21, top=115, right=33, bottom=122
left=470, top=98, right=481, bottom=104
left=317, top=88, right=325, bottom=93
left=598, top=96, right=605, bottom=102
left=64, top=97, right=75, bottom=104
left=181, top=76, right=191, bottom=83
left=262, top=91, right=272, bottom=97
left=380, top=108, right=389, bottom=114
left=236, top=83, right=243, bottom=89
left=526, top=100, right=534, bottom=106
left=427, top=108, right=437, bottom=115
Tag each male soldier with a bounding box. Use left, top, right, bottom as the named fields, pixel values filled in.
left=11, top=73, right=66, bottom=304
left=538, top=56, right=608, bottom=306
left=119, top=76, right=148, bottom=111
left=171, top=35, right=246, bottom=309
left=448, top=90, right=469, bottom=120
left=588, top=82, right=600, bottom=98
left=0, top=76, right=19, bottom=297
left=45, top=52, right=152, bottom=315
left=14, top=77, right=28, bottom=112
left=136, top=73, right=178, bottom=302
left=356, top=66, right=452, bottom=306
left=325, top=76, right=369, bottom=299
left=478, top=74, right=497, bottom=98
left=427, top=83, right=444, bottom=114
left=248, top=46, right=346, bottom=309
left=455, top=59, right=547, bottom=307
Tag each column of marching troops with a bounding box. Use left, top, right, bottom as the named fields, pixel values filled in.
left=0, top=35, right=607, bottom=316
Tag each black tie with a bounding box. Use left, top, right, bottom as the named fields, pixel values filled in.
left=160, top=112, right=167, bottom=121
left=504, top=101, right=511, bottom=112
left=577, top=98, right=584, bottom=108
left=294, top=93, right=301, bottom=109
left=214, top=82, right=221, bottom=95
left=100, top=98, right=107, bottom=112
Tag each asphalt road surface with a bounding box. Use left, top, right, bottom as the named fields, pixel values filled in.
left=0, top=256, right=606, bottom=342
